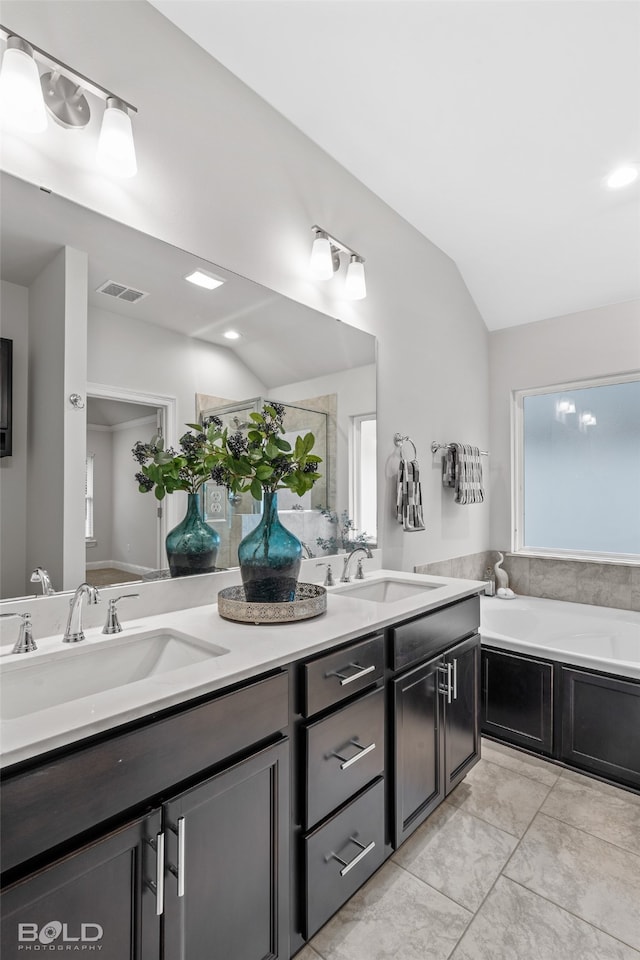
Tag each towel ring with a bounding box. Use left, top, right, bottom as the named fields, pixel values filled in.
left=393, top=432, right=417, bottom=459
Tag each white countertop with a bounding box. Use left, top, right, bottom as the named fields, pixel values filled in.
left=0, top=570, right=483, bottom=769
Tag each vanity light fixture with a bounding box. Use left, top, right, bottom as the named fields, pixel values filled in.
left=606, top=165, right=638, bottom=190
left=310, top=225, right=367, bottom=299
left=0, top=25, right=138, bottom=178
left=184, top=268, right=225, bottom=291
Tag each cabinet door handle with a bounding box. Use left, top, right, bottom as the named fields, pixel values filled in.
left=167, top=817, right=186, bottom=897
left=332, top=739, right=376, bottom=770
left=452, top=658, right=458, bottom=700
left=177, top=817, right=186, bottom=897
left=327, top=837, right=376, bottom=877
left=146, top=832, right=165, bottom=916
left=328, top=662, right=376, bottom=686
left=438, top=662, right=452, bottom=703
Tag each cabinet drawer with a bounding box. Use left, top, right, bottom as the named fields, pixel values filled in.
left=305, top=687, right=385, bottom=828
left=391, top=596, right=480, bottom=671
left=302, top=633, right=385, bottom=717
left=304, top=778, right=386, bottom=938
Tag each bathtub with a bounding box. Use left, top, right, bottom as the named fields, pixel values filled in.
left=480, top=595, right=640, bottom=680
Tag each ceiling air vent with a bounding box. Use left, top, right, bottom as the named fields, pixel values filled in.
left=96, top=280, right=149, bottom=303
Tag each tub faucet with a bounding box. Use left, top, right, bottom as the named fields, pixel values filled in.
left=63, top=583, right=100, bottom=643
left=340, top=545, right=373, bottom=583
left=30, top=567, right=55, bottom=595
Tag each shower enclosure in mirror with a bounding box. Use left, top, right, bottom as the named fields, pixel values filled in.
left=0, top=171, right=377, bottom=600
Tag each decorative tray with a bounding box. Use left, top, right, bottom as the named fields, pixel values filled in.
left=217, top=582, right=327, bottom=625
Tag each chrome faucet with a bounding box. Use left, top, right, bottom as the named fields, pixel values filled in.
left=103, top=594, right=139, bottom=634
left=1, top=612, right=37, bottom=653
left=340, top=545, right=373, bottom=583
left=63, top=583, right=100, bottom=643
left=300, top=541, right=315, bottom=559
left=30, top=567, right=55, bottom=596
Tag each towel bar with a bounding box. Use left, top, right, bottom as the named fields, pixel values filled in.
left=431, top=441, right=489, bottom=456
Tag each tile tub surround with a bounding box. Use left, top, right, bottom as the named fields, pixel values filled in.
left=416, top=551, right=639, bottom=610
left=298, top=741, right=640, bottom=960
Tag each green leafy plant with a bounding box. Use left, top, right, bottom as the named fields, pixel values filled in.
left=132, top=429, right=216, bottom=500
left=204, top=402, right=322, bottom=501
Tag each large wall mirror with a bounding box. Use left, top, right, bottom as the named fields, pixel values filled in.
left=0, top=173, right=377, bottom=601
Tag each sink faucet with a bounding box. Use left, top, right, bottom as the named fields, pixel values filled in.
left=30, top=567, right=55, bottom=595
left=340, top=545, right=373, bottom=583
left=63, top=583, right=100, bottom=643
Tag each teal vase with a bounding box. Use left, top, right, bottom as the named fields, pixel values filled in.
left=166, top=493, right=220, bottom=578
left=238, top=491, right=302, bottom=602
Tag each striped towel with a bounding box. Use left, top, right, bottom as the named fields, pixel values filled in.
left=396, top=458, right=426, bottom=531
left=443, top=444, right=484, bottom=505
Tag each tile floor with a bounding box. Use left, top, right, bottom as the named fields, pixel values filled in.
left=296, top=739, right=640, bottom=960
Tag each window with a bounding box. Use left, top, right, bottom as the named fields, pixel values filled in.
left=513, top=374, right=640, bottom=560
left=351, top=414, right=377, bottom=543
left=85, top=453, right=95, bottom=541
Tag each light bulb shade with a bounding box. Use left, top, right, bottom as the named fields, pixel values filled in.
left=345, top=257, right=366, bottom=300
left=0, top=40, right=47, bottom=133
left=97, top=97, right=137, bottom=178
left=310, top=233, right=334, bottom=280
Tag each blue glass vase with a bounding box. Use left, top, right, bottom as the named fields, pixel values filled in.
left=238, top=491, right=302, bottom=602
left=166, top=493, right=220, bottom=578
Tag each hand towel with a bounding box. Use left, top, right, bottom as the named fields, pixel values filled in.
left=396, top=458, right=426, bottom=531
left=452, top=443, right=484, bottom=505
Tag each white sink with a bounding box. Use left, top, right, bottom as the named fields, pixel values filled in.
left=0, top=629, right=229, bottom=720
left=335, top=578, right=440, bottom=603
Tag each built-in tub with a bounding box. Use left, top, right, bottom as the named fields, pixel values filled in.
left=480, top=595, right=640, bottom=681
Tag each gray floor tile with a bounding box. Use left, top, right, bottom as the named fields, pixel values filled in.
left=542, top=773, right=640, bottom=855
left=560, top=767, right=640, bottom=808
left=392, top=801, right=518, bottom=911
left=451, top=876, right=640, bottom=960
left=293, top=947, right=324, bottom=960
left=481, top=738, right=561, bottom=787
left=446, top=758, right=551, bottom=837
left=504, top=813, right=640, bottom=950
left=309, top=860, right=472, bottom=960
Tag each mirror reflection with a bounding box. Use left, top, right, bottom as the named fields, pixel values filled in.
left=0, top=172, right=377, bottom=600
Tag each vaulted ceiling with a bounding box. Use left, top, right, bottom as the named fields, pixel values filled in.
left=151, top=0, right=640, bottom=330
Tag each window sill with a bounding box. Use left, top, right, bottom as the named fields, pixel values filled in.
left=509, top=549, right=640, bottom=567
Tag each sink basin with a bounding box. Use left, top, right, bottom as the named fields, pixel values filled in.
left=0, top=630, right=228, bottom=720
left=335, top=578, right=440, bottom=603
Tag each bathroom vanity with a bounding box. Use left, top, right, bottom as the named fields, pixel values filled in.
left=0, top=572, right=482, bottom=959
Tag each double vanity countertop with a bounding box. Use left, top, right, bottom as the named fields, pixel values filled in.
left=0, top=570, right=484, bottom=769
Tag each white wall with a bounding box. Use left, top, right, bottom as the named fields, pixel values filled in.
left=1, top=0, right=490, bottom=573
left=86, top=427, right=113, bottom=564
left=489, top=299, right=640, bottom=548
left=0, top=281, right=28, bottom=598
left=112, top=420, right=158, bottom=570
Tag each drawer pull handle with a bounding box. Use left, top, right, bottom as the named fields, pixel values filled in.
left=452, top=658, right=458, bottom=700
left=328, top=662, right=376, bottom=686
left=332, top=739, right=376, bottom=770
left=438, top=662, right=452, bottom=703
left=167, top=817, right=186, bottom=897
left=327, top=837, right=376, bottom=877
left=146, top=832, right=165, bottom=916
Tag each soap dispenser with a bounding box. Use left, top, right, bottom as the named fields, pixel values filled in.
left=483, top=566, right=496, bottom=596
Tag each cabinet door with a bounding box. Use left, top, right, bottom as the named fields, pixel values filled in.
left=163, top=739, right=289, bottom=960
left=392, top=656, right=444, bottom=847
left=561, top=667, right=640, bottom=788
left=444, top=634, right=481, bottom=794
left=1, top=811, right=161, bottom=960
left=481, top=647, right=554, bottom=754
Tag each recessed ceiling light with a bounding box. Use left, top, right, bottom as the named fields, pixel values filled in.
left=606, top=165, right=638, bottom=190
left=223, top=330, right=241, bottom=340
left=184, top=268, right=225, bottom=290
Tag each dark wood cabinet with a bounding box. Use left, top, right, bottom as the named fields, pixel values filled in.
left=444, top=634, right=481, bottom=793
left=561, top=667, right=640, bottom=789
left=481, top=647, right=554, bottom=754
left=393, top=635, right=481, bottom=847
left=392, top=655, right=444, bottom=846
left=1, top=811, right=161, bottom=960
left=163, top=739, right=289, bottom=960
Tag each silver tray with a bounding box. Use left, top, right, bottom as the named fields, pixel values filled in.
left=217, top=582, right=327, bottom=625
